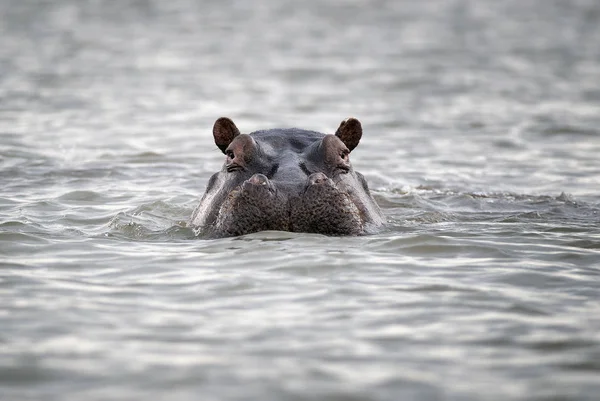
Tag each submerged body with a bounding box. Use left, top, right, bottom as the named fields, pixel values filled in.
left=191, top=117, right=384, bottom=238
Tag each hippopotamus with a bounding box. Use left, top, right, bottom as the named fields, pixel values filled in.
left=191, top=117, right=385, bottom=238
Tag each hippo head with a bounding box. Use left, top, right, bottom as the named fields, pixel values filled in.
left=191, top=117, right=384, bottom=238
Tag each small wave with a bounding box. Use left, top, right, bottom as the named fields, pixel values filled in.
left=56, top=190, right=109, bottom=203
left=381, top=186, right=600, bottom=236
left=0, top=359, right=59, bottom=386
left=540, top=125, right=598, bottom=137
left=105, top=200, right=196, bottom=241
left=105, top=219, right=195, bottom=241
left=0, top=220, right=30, bottom=229
left=0, top=231, right=50, bottom=244
left=124, top=151, right=165, bottom=164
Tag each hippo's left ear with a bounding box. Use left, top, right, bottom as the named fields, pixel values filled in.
left=213, top=117, right=241, bottom=154
left=335, top=118, right=362, bottom=152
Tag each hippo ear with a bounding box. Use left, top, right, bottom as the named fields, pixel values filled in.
left=213, top=117, right=241, bottom=153
left=335, top=118, right=362, bottom=152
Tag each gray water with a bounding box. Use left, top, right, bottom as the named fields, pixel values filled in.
left=1, top=0, right=600, bottom=400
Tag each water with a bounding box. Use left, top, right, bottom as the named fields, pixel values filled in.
left=1, top=0, right=600, bottom=400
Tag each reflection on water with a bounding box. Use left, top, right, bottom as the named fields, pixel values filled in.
left=1, top=0, right=600, bottom=400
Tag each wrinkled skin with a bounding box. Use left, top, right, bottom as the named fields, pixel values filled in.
left=191, top=117, right=385, bottom=238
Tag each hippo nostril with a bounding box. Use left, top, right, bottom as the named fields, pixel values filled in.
left=244, top=173, right=276, bottom=194
left=308, top=172, right=329, bottom=186
left=248, top=174, right=269, bottom=186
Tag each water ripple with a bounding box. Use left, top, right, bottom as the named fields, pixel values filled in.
left=2, top=0, right=600, bottom=400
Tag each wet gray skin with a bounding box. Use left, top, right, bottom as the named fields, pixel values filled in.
left=191, top=117, right=385, bottom=238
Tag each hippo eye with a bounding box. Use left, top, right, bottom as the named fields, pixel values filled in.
left=338, top=151, right=350, bottom=174
left=225, top=150, right=242, bottom=172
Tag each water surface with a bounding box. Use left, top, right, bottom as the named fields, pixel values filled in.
left=1, top=0, right=600, bottom=400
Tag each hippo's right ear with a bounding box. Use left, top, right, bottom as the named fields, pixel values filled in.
left=213, top=117, right=241, bottom=153
left=335, top=118, right=362, bottom=152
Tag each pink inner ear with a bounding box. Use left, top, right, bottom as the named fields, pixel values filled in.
left=335, top=118, right=362, bottom=152
left=213, top=117, right=240, bottom=153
